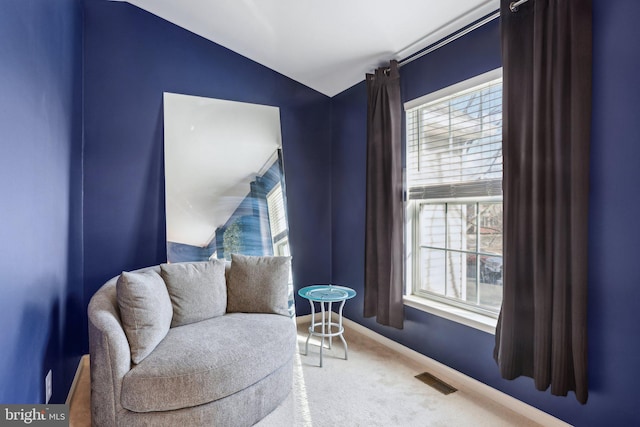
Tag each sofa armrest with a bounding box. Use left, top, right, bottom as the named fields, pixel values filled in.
left=88, top=279, right=132, bottom=427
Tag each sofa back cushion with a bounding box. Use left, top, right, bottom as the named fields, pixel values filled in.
left=117, top=270, right=173, bottom=364
left=161, top=260, right=227, bottom=327
left=226, top=254, right=291, bottom=316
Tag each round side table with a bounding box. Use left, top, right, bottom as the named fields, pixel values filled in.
left=298, top=284, right=356, bottom=367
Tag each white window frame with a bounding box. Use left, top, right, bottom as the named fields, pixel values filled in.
left=404, top=69, right=503, bottom=334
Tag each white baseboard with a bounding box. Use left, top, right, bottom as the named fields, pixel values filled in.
left=66, top=354, right=89, bottom=405
left=296, top=314, right=571, bottom=427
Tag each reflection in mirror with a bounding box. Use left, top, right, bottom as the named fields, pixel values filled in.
left=163, top=93, right=293, bottom=314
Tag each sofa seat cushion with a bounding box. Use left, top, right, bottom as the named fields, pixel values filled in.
left=120, top=313, right=296, bottom=413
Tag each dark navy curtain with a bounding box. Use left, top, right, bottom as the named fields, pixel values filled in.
left=494, top=0, right=592, bottom=404
left=364, top=60, right=404, bottom=329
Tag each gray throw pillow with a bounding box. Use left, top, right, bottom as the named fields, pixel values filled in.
left=160, top=260, right=227, bottom=327
left=116, top=270, right=173, bottom=364
left=227, top=254, right=291, bottom=316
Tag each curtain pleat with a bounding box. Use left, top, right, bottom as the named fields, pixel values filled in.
left=494, top=0, right=591, bottom=404
left=364, top=60, right=404, bottom=329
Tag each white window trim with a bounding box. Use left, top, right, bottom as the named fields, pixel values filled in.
left=404, top=68, right=503, bottom=335
left=404, top=68, right=503, bottom=111
left=404, top=295, right=497, bottom=334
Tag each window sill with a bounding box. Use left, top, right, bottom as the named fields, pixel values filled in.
left=403, top=295, right=497, bottom=335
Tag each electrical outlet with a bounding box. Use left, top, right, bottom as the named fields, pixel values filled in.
left=45, top=370, right=52, bottom=404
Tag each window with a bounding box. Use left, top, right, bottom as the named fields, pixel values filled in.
left=266, top=182, right=294, bottom=316
left=405, top=69, right=503, bottom=317
left=266, top=182, right=290, bottom=256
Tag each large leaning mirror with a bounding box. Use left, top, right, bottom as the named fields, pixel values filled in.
left=163, top=93, right=293, bottom=312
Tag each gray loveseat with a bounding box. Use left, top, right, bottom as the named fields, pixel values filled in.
left=88, top=255, right=297, bottom=426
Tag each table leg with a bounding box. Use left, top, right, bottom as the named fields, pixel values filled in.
left=319, top=301, right=325, bottom=367
left=304, top=298, right=315, bottom=356
left=338, top=299, right=348, bottom=360
left=328, top=301, right=333, bottom=349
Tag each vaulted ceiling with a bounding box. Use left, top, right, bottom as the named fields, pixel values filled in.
left=114, top=0, right=499, bottom=96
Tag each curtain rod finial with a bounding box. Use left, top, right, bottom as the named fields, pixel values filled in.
left=510, top=0, right=530, bottom=12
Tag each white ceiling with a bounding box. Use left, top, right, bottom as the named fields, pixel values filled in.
left=116, top=0, right=499, bottom=97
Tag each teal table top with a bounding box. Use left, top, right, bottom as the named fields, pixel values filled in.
left=298, top=285, right=356, bottom=302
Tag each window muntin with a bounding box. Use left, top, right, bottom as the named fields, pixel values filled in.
left=406, top=69, right=503, bottom=316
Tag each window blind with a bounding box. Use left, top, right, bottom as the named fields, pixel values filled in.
left=406, top=76, right=503, bottom=200
left=266, top=183, right=288, bottom=241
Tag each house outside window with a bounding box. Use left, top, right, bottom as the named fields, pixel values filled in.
left=405, top=69, right=503, bottom=317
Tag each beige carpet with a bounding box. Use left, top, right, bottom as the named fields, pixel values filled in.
left=70, top=322, right=545, bottom=427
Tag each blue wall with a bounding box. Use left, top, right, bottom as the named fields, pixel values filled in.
left=167, top=241, right=214, bottom=263
left=82, top=0, right=332, bottom=327
left=0, top=0, right=84, bottom=404
left=330, top=1, right=640, bottom=425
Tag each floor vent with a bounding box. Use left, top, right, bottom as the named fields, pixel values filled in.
left=415, top=372, right=457, bottom=395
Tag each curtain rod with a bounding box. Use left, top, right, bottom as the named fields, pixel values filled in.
left=396, top=10, right=500, bottom=69
left=394, top=0, right=532, bottom=70
left=382, top=0, right=532, bottom=73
